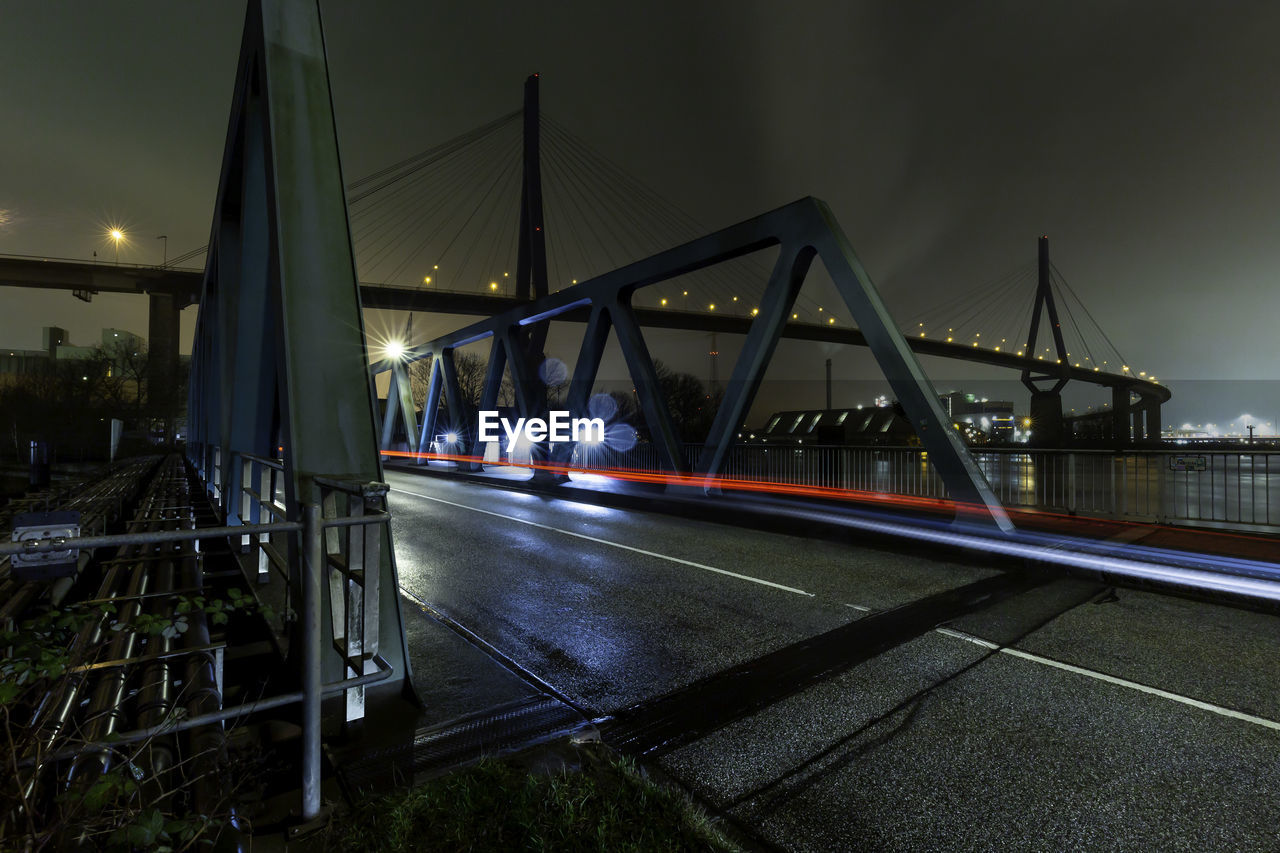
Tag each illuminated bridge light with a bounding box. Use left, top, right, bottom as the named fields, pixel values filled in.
left=751, top=308, right=759, bottom=316
left=660, top=298, right=667, bottom=306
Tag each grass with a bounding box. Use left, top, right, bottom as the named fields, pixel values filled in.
left=326, top=745, right=743, bottom=852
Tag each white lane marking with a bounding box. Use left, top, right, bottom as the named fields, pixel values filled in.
left=936, top=627, right=1280, bottom=732
left=845, top=604, right=872, bottom=612
left=390, top=486, right=815, bottom=597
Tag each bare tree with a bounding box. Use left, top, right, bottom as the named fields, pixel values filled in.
left=407, top=353, right=434, bottom=407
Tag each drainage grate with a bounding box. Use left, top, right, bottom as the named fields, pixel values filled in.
left=339, top=694, right=586, bottom=792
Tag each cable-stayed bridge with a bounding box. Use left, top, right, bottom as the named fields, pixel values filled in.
left=1, top=78, right=1169, bottom=447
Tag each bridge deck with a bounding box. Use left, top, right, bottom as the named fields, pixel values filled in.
left=385, top=471, right=1279, bottom=851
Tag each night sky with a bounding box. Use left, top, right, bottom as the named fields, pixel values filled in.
left=2, top=2, right=1278, bottom=428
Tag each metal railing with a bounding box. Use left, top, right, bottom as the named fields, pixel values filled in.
left=231, top=452, right=391, bottom=724
left=557, top=443, right=1280, bottom=531
left=6, top=468, right=393, bottom=824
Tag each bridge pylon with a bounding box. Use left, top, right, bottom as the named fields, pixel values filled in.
left=1020, top=235, right=1069, bottom=446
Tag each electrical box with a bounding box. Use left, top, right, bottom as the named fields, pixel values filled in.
left=9, top=511, right=81, bottom=581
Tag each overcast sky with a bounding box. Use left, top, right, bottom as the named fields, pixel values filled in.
left=2, top=1, right=1277, bottom=424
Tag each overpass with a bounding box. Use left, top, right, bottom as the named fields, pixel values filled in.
left=2, top=258, right=1170, bottom=444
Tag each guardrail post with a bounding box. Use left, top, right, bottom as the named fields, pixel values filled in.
left=1068, top=452, right=1077, bottom=512
left=301, top=501, right=323, bottom=821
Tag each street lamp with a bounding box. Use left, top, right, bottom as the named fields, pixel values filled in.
left=109, top=228, right=124, bottom=264
left=157, top=235, right=167, bottom=267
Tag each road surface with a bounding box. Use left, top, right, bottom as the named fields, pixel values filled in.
left=386, top=470, right=1280, bottom=852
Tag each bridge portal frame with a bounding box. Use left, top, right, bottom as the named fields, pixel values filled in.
left=184, top=0, right=413, bottom=795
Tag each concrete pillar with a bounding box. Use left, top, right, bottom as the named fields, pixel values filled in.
left=1111, top=386, right=1130, bottom=447
left=1131, top=407, right=1144, bottom=445
left=148, top=292, right=182, bottom=443
left=1144, top=398, right=1162, bottom=442
left=1029, top=390, right=1064, bottom=447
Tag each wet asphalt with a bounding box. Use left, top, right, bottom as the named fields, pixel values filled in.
left=385, top=470, right=1280, bottom=852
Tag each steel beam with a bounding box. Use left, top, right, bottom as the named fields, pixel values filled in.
left=696, top=244, right=813, bottom=482
left=416, top=357, right=444, bottom=455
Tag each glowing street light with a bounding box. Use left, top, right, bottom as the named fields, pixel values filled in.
left=384, top=340, right=405, bottom=360
left=109, top=228, right=125, bottom=264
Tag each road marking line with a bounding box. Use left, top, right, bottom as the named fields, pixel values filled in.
left=936, top=627, right=1280, bottom=732
left=390, top=486, right=815, bottom=597
left=845, top=604, right=872, bottom=612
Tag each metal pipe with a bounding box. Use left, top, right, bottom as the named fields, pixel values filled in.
left=0, top=520, right=303, bottom=556
left=0, top=512, right=386, bottom=558
left=301, top=501, right=323, bottom=821
left=21, top=657, right=394, bottom=767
